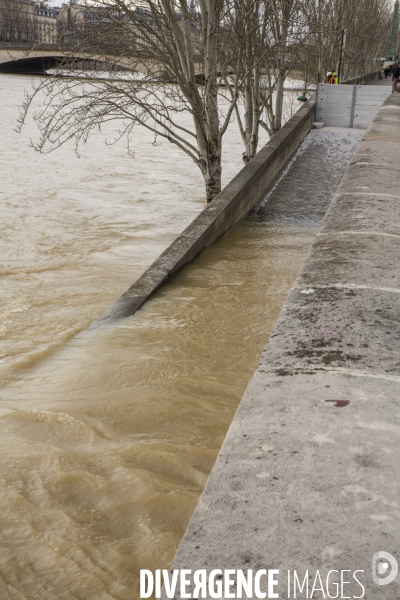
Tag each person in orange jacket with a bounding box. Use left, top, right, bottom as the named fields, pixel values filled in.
left=327, top=71, right=337, bottom=84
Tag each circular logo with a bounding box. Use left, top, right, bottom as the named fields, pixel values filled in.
left=372, top=551, right=398, bottom=586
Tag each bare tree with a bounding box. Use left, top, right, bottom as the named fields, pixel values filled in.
left=299, top=0, right=392, bottom=83
left=226, top=0, right=308, bottom=162
left=258, top=0, right=309, bottom=137
left=17, top=0, right=392, bottom=198
left=19, top=0, right=262, bottom=202
left=231, top=0, right=391, bottom=164
left=223, top=0, right=264, bottom=163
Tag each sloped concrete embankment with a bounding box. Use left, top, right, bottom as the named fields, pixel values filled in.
left=94, top=97, right=316, bottom=325
left=166, top=94, right=400, bottom=598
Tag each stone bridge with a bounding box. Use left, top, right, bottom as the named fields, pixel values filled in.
left=0, top=42, right=202, bottom=76
left=0, top=43, right=74, bottom=73
left=0, top=42, right=155, bottom=75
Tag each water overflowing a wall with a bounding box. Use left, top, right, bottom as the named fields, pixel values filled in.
left=0, top=74, right=362, bottom=599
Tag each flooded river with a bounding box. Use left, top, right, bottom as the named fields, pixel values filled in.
left=0, top=74, right=361, bottom=599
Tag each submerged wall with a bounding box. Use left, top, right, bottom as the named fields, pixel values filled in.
left=94, top=96, right=316, bottom=325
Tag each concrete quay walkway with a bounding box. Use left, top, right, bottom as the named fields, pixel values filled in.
left=372, top=78, right=393, bottom=86
left=165, top=93, right=400, bottom=599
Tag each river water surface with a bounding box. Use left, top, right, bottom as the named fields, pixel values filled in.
left=0, top=73, right=361, bottom=599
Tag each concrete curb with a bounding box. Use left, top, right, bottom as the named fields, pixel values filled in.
left=164, top=93, right=400, bottom=599
left=93, top=96, right=316, bottom=325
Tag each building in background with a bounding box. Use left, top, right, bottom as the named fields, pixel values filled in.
left=35, top=2, right=60, bottom=43
left=0, top=0, right=61, bottom=43
left=0, top=0, right=35, bottom=42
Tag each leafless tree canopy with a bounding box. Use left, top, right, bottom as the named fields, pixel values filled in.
left=17, top=0, right=392, bottom=202
left=300, top=0, right=392, bottom=83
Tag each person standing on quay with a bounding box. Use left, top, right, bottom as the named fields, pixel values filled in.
left=328, top=71, right=337, bottom=84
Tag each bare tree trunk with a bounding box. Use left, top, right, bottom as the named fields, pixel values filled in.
left=229, top=0, right=263, bottom=163
left=274, top=74, right=285, bottom=132
left=243, top=74, right=253, bottom=162
left=272, top=0, right=289, bottom=134
left=250, top=61, right=260, bottom=158
left=199, top=0, right=222, bottom=200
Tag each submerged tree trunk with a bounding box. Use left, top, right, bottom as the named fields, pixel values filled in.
left=202, top=154, right=222, bottom=202
left=273, top=74, right=285, bottom=133
left=243, top=74, right=253, bottom=162
left=250, top=62, right=260, bottom=159
left=233, top=0, right=262, bottom=164
left=201, top=0, right=223, bottom=201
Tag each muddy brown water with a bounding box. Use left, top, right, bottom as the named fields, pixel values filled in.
left=0, top=74, right=362, bottom=599
left=0, top=223, right=313, bottom=600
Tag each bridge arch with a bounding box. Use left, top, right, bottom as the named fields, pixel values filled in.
left=0, top=43, right=179, bottom=77
left=0, top=45, right=141, bottom=75
left=0, top=54, right=64, bottom=74
left=0, top=45, right=66, bottom=74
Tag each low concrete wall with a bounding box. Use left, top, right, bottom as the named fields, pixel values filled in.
left=165, top=93, right=400, bottom=598
left=95, top=95, right=316, bottom=324
left=341, top=69, right=381, bottom=85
